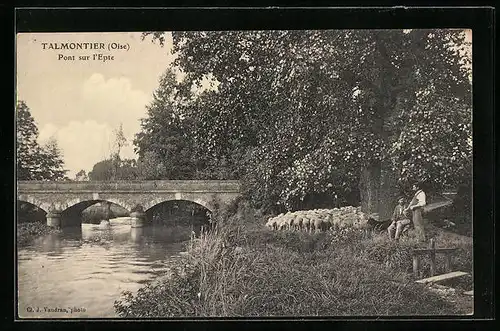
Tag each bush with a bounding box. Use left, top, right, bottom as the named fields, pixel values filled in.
left=115, top=203, right=464, bottom=317
left=17, top=221, right=60, bottom=247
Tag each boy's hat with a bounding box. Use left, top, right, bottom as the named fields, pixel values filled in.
left=397, top=196, right=406, bottom=201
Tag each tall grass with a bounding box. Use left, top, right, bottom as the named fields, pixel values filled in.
left=362, top=230, right=472, bottom=279
left=114, top=201, right=468, bottom=317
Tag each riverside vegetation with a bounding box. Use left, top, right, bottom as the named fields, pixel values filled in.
left=17, top=221, right=61, bottom=247
left=17, top=204, right=59, bottom=247
left=114, top=199, right=472, bottom=317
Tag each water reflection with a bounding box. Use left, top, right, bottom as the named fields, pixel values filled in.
left=18, top=217, right=198, bottom=318
left=130, top=228, right=144, bottom=243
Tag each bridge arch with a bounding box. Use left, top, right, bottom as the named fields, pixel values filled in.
left=17, top=196, right=49, bottom=214
left=18, top=196, right=133, bottom=214
left=145, top=199, right=212, bottom=229
left=63, top=198, right=133, bottom=214
left=62, top=199, right=132, bottom=215
left=17, top=199, right=48, bottom=224
left=144, top=197, right=213, bottom=213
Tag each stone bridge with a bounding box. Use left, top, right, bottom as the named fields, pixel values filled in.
left=17, top=180, right=241, bottom=228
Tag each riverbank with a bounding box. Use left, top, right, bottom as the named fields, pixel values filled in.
left=17, top=221, right=61, bottom=247
left=114, top=202, right=473, bottom=317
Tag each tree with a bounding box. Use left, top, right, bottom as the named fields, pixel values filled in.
left=143, top=30, right=472, bottom=217
left=136, top=151, right=167, bottom=179
left=88, top=123, right=139, bottom=181
left=39, top=137, right=67, bottom=180
left=88, top=159, right=114, bottom=181
left=75, top=169, right=89, bottom=181
left=111, top=123, right=128, bottom=180
left=88, top=158, right=138, bottom=181
left=16, top=101, right=68, bottom=180
left=134, top=67, right=212, bottom=180
left=117, top=158, right=138, bottom=180
left=113, top=123, right=128, bottom=156
left=17, top=100, right=42, bottom=180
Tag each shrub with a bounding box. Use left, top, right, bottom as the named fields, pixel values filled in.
left=17, top=221, right=60, bottom=247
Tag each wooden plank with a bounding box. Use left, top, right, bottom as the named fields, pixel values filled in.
left=463, top=290, right=474, bottom=296
left=413, top=247, right=458, bottom=254
left=416, top=271, right=469, bottom=284
left=423, top=200, right=453, bottom=212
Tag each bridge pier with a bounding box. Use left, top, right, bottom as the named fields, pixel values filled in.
left=130, top=227, right=144, bottom=242
left=46, top=210, right=62, bottom=228
left=130, top=211, right=146, bottom=228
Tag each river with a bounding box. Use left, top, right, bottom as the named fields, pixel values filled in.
left=17, top=217, right=198, bottom=318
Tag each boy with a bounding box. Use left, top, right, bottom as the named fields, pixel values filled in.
left=388, top=196, right=411, bottom=240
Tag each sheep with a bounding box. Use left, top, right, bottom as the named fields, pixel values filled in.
left=310, top=218, right=326, bottom=233
left=266, top=207, right=380, bottom=233
left=265, top=219, right=272, bottom=229
left=293, top=216, right=303, bottom=231
left=265, top=218, right=277, bottom=230
left=266, top=217, right=281, bottom=230
left=282, top=214, right=297, bottom=230
left=301, top=217, right=311, bottom=233
left=323, top=214, right=335, bottom=230
left=277, top=217, right=290, bottom=231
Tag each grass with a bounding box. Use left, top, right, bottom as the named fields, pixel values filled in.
left=114, top=201, right=472, bottom=317
left=17, top=221, right=61, bottom=247
left=361, top=225, right=472, bottom=279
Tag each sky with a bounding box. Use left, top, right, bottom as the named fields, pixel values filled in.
left=16, top=32, right=175, bottom=177
left=16, top=30, right=471, bottom=178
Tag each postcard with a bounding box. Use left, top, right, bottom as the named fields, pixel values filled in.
left=16, top=27, right=474, bottom=319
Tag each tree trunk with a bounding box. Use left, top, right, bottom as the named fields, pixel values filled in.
left=359, top=160, right=399, bottom=219
left=359, top=160, right=381, bottom=215
left=379, top=160, right=400, bottom=220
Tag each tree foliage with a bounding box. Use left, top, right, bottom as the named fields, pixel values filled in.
left=75, top=169, right=89, bottom=181
left=139, top=30, right=472, bottom=216
left=88, top=123, right=139, bottom=181
left=16, top=101, right=67, bottom=180
left=88, top=159, right=114, bottom=181
left=88, top=157, right=138, bottom=181
left=134, top=68, right=214, bottom=180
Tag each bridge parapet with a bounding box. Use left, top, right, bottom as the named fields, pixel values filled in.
left=18, top=180, right=241, bottom=193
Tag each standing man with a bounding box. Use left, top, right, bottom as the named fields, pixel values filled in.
left=406, top=182, right=427, bottom=242
left=388, top=196, right=411, bottom=240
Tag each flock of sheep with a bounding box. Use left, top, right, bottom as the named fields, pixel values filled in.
left=265, top=206, right=370, bottom=233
